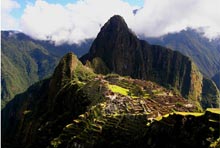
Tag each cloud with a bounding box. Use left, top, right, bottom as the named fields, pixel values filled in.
left=20, top=0, right=135, bottom=45
left=19, top=0, right=220, bottom=44
left=132, top=0, right=220, bottom=39
left=1, top=0, right=20, bottom=30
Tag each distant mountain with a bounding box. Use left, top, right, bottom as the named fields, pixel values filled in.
left=1, top=31, right=91, bottom=108
left=212, top=72, right=220, bottom=89
left=2, top=53, right=219, bottom=148
left=2, top=15, right=220, bottom=148
left=81, top=15, right=219, bottom=109
left=144, top=28, right=220, bottom=83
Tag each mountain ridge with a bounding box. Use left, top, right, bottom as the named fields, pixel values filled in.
left=81, top=15, right=219, bottom=108
left=2, top=52, right=220, bottom=148
left=2, top=15, right=220, bottom=148
left=1, top=31, right=92, bottom=108
left=144, top=28, right=220, bottom=80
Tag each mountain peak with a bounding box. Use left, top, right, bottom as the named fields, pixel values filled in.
left=49, top=52, right=95, bottom=98
left=81, top=15, right=140, bottom=71
left=49, top=53, right=79, bottom=93
left=102, top=15, right=128, bottom=32
left=80, top=15, right=205, bottom=107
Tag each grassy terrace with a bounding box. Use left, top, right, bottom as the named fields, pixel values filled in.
left=206, top=108, right=220, bottom=114
left=108, top=84, right=129, bottom=96
left=174, top=112, right=204, bottom=116
left=107, top=84, right=150, bottom=98
left=154, top=108, right=220, bottom=122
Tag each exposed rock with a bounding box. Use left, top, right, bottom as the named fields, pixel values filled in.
left=201, top=78, right=220, bottom=108
left=81, top=15, right=206, bottom=108
left=2, top=53, right=201, bottom=148
left=2, top=16, right=220, bottom=148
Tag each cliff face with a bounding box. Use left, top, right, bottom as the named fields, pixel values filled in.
left=2, top=15, right=220, bottom=148
left=2, top=52, right=202, bottom=148
left=145, top=28, right=220, bottom=78
left=81, top=15, right=204, bottom=107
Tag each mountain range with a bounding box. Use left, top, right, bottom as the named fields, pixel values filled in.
left=2, top=22, right=220, bottom=109
left=2, top=15, right=220, bottom=148
left=1, top=31, right=91, bottom=108
left=144, top=28, right=220, bottom=89
left=81, top=15, right=219, bottom=109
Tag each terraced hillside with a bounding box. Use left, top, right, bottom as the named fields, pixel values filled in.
left=52, top=106, right=220, bottom=148
left=2, top=15, right=220, bottom=148
left=2, top=53, right=203, bottom=148
left=81, top=15, right=220, bottom=109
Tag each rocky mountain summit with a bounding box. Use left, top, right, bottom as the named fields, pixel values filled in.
left=81, top=15, right=219, bottom=109
left=2, top=15, right=220, bottom=148
left=2, top=52, right=219, bottom=148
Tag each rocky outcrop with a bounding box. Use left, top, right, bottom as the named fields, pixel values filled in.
left=1, top=31, right=91, bottom=108
left=1, top=53, right=95, bottom=148
left=201, top=78, right=220, bottom=108
left=2, top=53, right=201, bottom=148
left=81, top=15, right=204, bottom=107
left=212, top=72, right=220, bottom=90
left=2, top=16, right=220, bottom=148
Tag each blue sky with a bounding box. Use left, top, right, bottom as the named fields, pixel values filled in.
left=11, top=0, right=144, bottom=19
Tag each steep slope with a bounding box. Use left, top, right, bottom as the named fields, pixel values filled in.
left=201, top=78, right=220, bottom=108
left=145, top=28, right=220, bottom=83
left=1, top=32, right=58, bottom=108
left=2, top=52, right=219, bottom=148
left=52, top=108, right=220, bottom=148
left=1, top=31, right=91, bottom=108
left=212, top=72, right=220, bottom=90
left=81, top=15, right=219, bottom=108
left=2, top=53, right=95, bottom=148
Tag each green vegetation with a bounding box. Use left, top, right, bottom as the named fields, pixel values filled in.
left=1, top=31, right=91, bottom=108
left=206, top=108, right=220, bottom=114
left=23, top=110, right=32, bottom=115
left=2, top=17, right=220, bottom=148
left=108, top=84, right=129, bottom=96
left=90, top=57, right=110, bottom=74
left=107, top=83, right=150, bottom=99
left=201, top=78, right=220, bottom=108
left=74, top=62, right=95, bottom=82
left=175, top=102, right=184, bottom=107
left=51, top=138, right=62, bottom=148
left=174, top=112, right=204, bottom=116
left=147, top=28, right=220, bottom=78
left=209, top=137, right=220, bottom=148
left=1, top=32, right=59, bottom=108
left=154, top=113, right=171, bottom=121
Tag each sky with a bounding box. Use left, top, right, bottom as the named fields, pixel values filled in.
left=1, top=0, right=220, bottom=45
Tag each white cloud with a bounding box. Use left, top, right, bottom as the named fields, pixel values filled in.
left=132, top=0, right=220, bottom=39
left=18, top=0, right=220, bottom=44
left=1, top=0, right=20, bottom=30
left=20, top=0, right=135, bottom=45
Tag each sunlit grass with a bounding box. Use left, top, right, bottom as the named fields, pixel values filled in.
left=174, top=112, right=204, bottom=116
left=206, top=108, right=220, bottom=114
left=108, top=84, right=129, bottom=96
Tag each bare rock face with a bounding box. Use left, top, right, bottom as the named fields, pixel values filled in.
left=2, top=15, right=219, bottom=148
left=49, top=53, right=79, bottom=98
left=81, top=15, right=205, bottom=107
